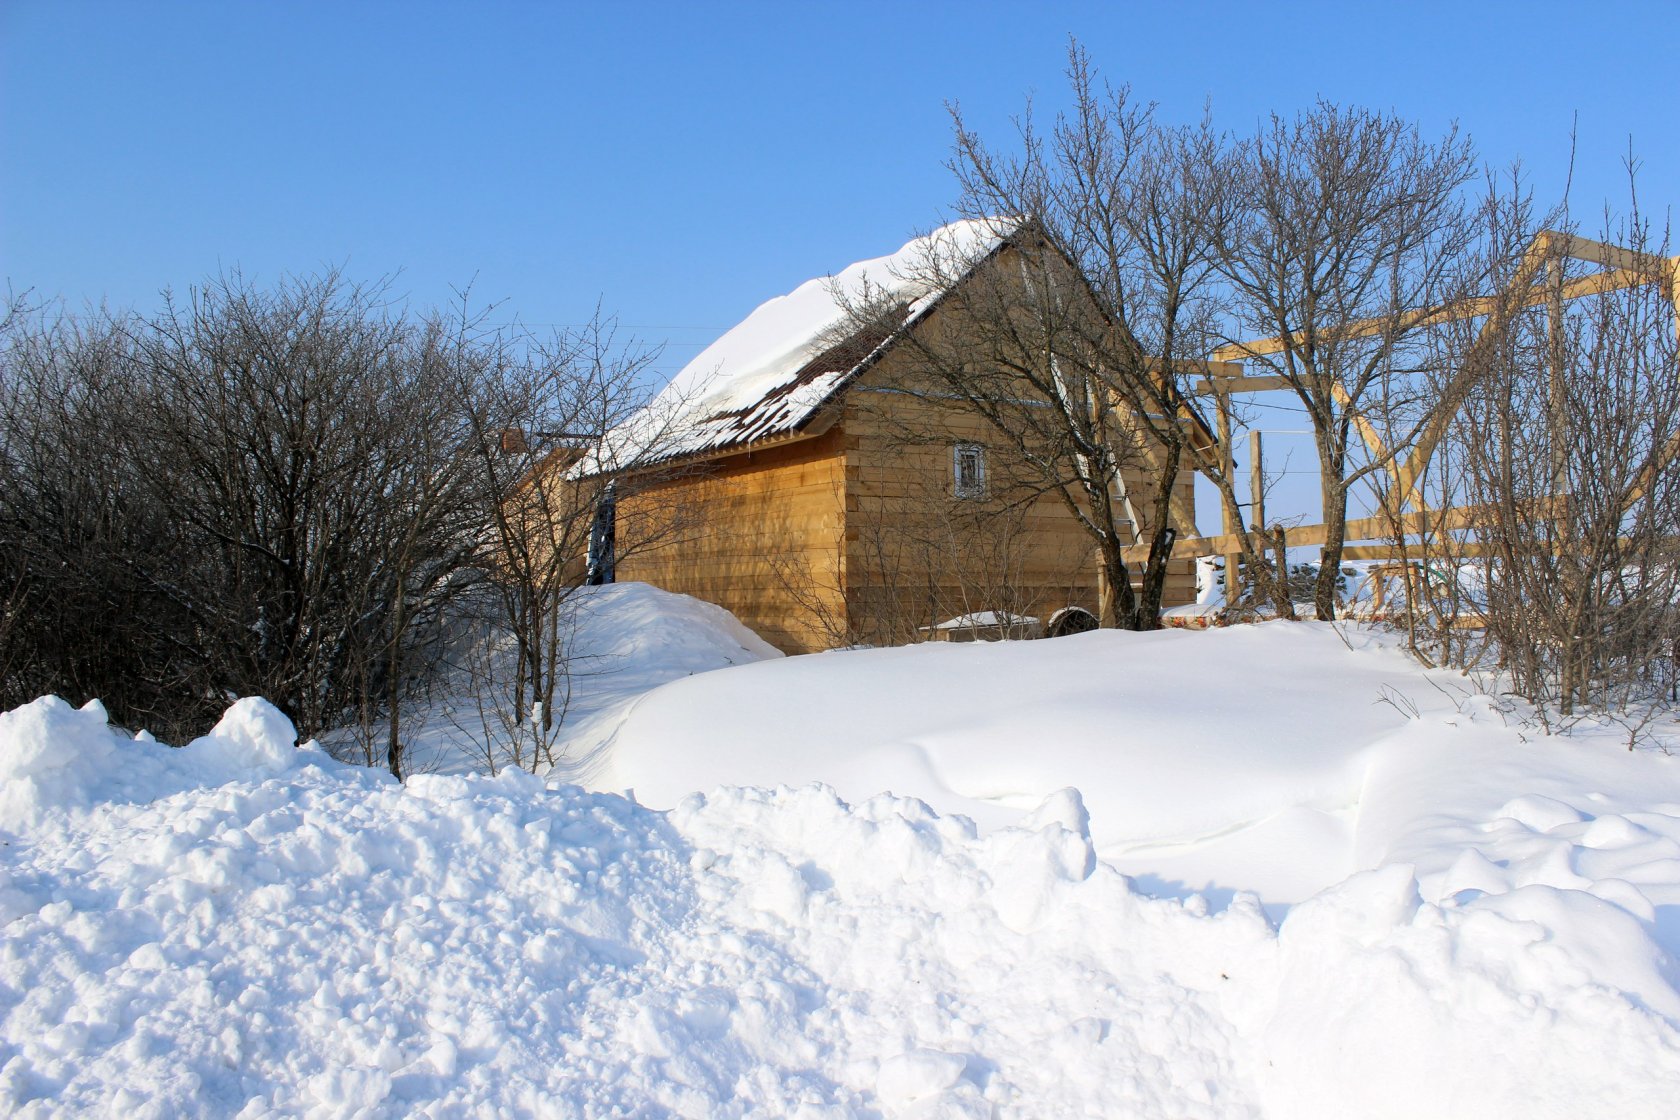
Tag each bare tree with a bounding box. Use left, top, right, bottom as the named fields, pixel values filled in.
left=1210, top=102, right=1483, bottom=619
left=349, top=314, right=495, bottom=778
left=2, top=274, right=498, bottom=771
left=126, top=272, right=474, bottom=746
left=857, top=47, right=1236, bottom=630
left=1, top=272, right=695, bottom=776
left=454, top=310, right=668, bottom=773
left=0, top=307, right=208, bottom=735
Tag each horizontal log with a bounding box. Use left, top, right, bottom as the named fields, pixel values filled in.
left=1212, top=240, right=1678, bottom=362
left=1130, top=499, right=1571, bottom=563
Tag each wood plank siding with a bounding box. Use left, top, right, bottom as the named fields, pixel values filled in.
left=840, top=355, right=1197, bottom=648
left=613, top=427, right=849, bottom=654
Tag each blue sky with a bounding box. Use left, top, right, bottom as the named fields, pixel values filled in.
left=4, top=0, right=1676, bottom=527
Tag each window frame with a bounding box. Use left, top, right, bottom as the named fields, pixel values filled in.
left=952, top=442, right=988, bottom=499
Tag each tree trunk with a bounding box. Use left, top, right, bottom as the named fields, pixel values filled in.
left=1315, top=467, right=1348, bottom=621
left=1098, top=532, right=1140, bottom=630
left=386, top=588, right=406, bottom=781
left=1136, top=444, right=1183, bottom=630
left=1270, top=526, right=1297, bottom=620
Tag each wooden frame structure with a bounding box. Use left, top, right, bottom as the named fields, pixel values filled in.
left=1124, top=230, right=1680, bottom=612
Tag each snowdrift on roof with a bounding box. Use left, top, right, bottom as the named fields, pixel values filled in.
left=581, top=217, right=1012, bottom=472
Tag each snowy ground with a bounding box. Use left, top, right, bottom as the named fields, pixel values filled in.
left=3, top=585, right=1679, bottom=1116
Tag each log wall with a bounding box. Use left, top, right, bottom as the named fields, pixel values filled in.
left=612, top=427, right=848, bottom=654
left=841, top=372, right=1198, bottom=646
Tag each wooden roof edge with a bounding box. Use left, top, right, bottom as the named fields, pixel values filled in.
left=579, top=407, right=846, bottom=482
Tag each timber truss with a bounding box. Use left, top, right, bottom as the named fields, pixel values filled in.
left=1123, top=230, right=1680, bottom=606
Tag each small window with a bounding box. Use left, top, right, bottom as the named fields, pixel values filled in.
left=953, top=443, right=987, bottom=498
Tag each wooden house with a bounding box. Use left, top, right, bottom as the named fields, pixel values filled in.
left=562, top=220, right=1204, bottom=654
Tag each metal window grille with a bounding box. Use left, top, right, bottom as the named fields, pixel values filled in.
left=953, top=444, right=987, bottom=498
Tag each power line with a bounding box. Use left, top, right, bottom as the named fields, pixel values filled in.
left=483, top=322, right=731, bottom=331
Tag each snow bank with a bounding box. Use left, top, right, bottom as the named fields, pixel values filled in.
left=182, top=697, right=302, bottom=778
left=3, top=694, right=1678, bottom=1116
left=0, top=695, right=309, bottom=831
left=396, top=581, right=782, bottom=778
left=601, top=624, right=1431, bottom=885
left=599, top=620, right=1680, bottom=907
left=1257, top=862, right=1680, bottom=1118
left=541, top=581, right=783, bottom=778
left=0, top=698, right=122, bottom=827
left=6, top=621, right=1680, bottom=1116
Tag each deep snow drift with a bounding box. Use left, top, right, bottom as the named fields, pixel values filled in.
left=3, top=614, right=1680, bottom=1117
left=592, top=621, right=1680, bottom=912
left=393, top=581, right=782, bottom=778
left=598, top=623, right=1435, bottom=900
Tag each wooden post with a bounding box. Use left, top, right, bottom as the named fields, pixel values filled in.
left=1217, top=390, right=1240, bottom=605
left=1547, top=257, right=1569, bottom=499
left=1249, top=429, right=1265, bottom=530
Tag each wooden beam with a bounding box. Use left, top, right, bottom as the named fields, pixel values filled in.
left=1341, top=542, right=1494, bottom=561
left=1249, top=429, right=1265, bottom=530
left=1389, top=234, right=1558, bottom=511
left=1193, top=374, right=1291, bottom=393
left=1158, top=358, right=1247, bottom=378
left=1549, top=232, right=1673, bottom=277
left=1215, top=388, right=1239, bottom=604
left=1121, top=501, right=1544, bottom=563
left=1382, top=246, right=1680, bottom=511
left=1210, top=234, right=1674, bottom=364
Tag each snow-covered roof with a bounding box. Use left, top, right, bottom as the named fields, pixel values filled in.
left=581, top=218, right=1014, bottom=473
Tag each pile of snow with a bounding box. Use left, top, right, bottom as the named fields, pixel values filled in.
left=0, top=696, right=319, bottom=831
left=4, top=621, right=1680, bottom=1116
left=599, top=624, right=1432, bottom=900
left=397, top=582, right=782, bottom=778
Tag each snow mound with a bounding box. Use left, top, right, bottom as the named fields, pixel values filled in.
left=398, top=581, right=782, bottom=778
left=1259, top=864, right=1680, bottom=1117
left=595, top=623, right=1680, bottom=928
left=2, top=706, right=1678, bottom=1117
left=182, top=696, right=299, bottom=776
left=0, top=697, right=123, bottom=827
left=599, top=624, right=1428, bottom=886
left=0, top=695, right=305, bottom=831
left=564, top=580, right=782, bottom=681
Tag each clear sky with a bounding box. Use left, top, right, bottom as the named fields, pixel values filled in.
left=4, top=0, right=1676, bottom=527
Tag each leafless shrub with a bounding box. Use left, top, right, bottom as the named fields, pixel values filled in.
left=1443, top=187, right=1680, bottom=727
left=0, top=307, right=207, bottom=735
left=0, top=274, right=650, bottom=777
